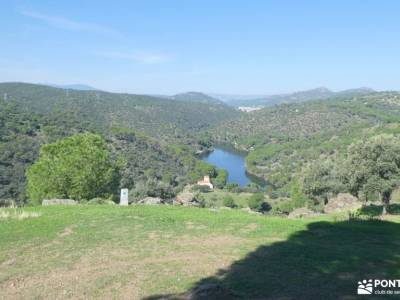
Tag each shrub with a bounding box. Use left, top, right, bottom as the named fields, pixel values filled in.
left=243, top=183, right=261, bottom=193
left=191, top=185, right=212, bottom=193
left=269, top=190, right=280, bottom=199
left=87, top=198, right=116, bottom=205
left=248, top=193, right=265, bottom=211
left=213, top=169, right=228, bottom=189
left=223, top=196, right=236, bottom=208
left=225, top=183, right=241, bottom=193
left=270, top=198, right=295, bottom=215
left=193, top=193, right=206, bottom=208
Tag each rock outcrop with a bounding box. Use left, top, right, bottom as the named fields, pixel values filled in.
left=137, top=197, right=163, bottom=205
left=324, top=193, right=361, bottom=213
left=42, top=199, right=77, bottom=206
left=174, top=192, right=199, bottom=206
left=288, top=207, right=318, bottom=219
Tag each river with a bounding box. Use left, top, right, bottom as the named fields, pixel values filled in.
left=201, top=144, right=265, bottom=187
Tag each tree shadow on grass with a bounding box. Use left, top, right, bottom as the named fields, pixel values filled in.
left=359, top=204, right=400, bottom=217
left=144, top=220, right=400, bottom=300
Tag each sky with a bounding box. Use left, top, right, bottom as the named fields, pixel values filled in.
left=1, top=0, right=400, bottom=95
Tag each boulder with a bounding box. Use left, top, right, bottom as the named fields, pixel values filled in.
left=138, top=197, right=163, bottom=205
left=174, top=192, right=199, bottom=206
left=288, top=207, right=317, bottom=219
left=324, top=193, right=362, bottom=214
left=42, top=199, right=77, bottom=206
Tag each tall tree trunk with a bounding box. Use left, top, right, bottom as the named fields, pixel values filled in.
left=382, top=191, right=390, bottom=215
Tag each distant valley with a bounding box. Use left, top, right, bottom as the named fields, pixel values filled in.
left=212, top=87, right=376, bottom=107
left=1, top=81, right=399, bottom=216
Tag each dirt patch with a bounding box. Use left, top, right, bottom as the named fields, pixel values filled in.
left=185, top=221, right=208, bottom=230
left=240, top=223, right=258, bottom=233
left=0, top=210, right=41, bottom=220
left=1, top=246, right=140, bottom=300
left=0, top=234, right=246, bottom=299
left=148, top=231, right=158, bottom=240
left=58, top=226, right=75, bottom=238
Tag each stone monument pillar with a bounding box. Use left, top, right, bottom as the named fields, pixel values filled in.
left=120, top=189, right=129, bottom=206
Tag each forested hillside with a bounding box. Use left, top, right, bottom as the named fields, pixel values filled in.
left=3, top=82, right=400, bottom=214
left=0, top=83, right=239, bottom=204
left=0, top=100, right=90, bottom=202
left=0, top=100, right=208, bottom=204
left=171, top=92, right=224, bottom=104
left=0, top=83, right=239, bottom=144
left=210, top=92, right=400, bottom=210
left=225, top=87, right=375, bottom=107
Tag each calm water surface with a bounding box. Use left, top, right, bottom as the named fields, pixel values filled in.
left=201, top=145, right=264, bottom=187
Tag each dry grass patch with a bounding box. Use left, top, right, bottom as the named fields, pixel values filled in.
left=0, top=234, right=245, bottom=299
left=0, top=209, right=41, bottom=220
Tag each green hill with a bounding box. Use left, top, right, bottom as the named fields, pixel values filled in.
left=0, top=82, right=239, bottom=142
left=211, top=92, right=400, bottom=193
left=171, top=91, right=225, bottom=105
left=2, top=82, right=400, bottom=212
left=226, top=87, right=375, bottom=107
left=0, top=102, right=195, bottom=203
left=0, top=82, right=241, bottom=203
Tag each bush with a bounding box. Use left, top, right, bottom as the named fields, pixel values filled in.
left=248, top=193, right=265, bottom=211
left=225, top=183, right=241, bottom=193
left=87, top=198, right=116, bottom=205
left=269, top=190, right=280, bottom=199
left=213, top=169, right=228, bottom=189
left=223, top=196, right=236, bottom=208
left=191, top=185, right=212, bottom=193
left=243, top=183, right=261, bottom=193
left=147, top=180, right=175, bottom=199
left=270, top=198, right=293, bottom=215
left=194, top=193, right=206, bottom=208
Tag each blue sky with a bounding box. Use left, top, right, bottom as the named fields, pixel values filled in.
left=1, top=0, right=400, bottom=94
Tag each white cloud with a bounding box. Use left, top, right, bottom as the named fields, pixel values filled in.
left=97, top=50, right=171, bottom=64
left=19, top=9, right=123, bottom=39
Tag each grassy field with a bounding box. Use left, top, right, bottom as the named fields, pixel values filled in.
left=0, top=205, right=399, bottom=299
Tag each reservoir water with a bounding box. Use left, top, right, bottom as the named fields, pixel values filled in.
left=201, top=145, right=265, bottom=187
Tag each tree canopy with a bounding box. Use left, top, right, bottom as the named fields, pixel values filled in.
left=27, top=133, right=117, bottom=204
left=345, top=135, right=400, bottom=214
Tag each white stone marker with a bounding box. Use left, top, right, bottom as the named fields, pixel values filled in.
left=120, top=188, right=129, bottom=206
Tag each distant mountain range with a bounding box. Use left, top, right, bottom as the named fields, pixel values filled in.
left=171, top=92, right=224, bottom=105
left=45, top=83, right=100, bottom=91
left=212, top=87, right=376, bottom=107
left=39, top=84, right=376, bottom=108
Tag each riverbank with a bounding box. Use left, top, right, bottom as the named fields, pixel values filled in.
left=202, top=143, right=267, bottom=187
left=201, top=144, right=260, bottom=187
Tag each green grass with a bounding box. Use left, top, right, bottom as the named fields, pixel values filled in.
left=0, top=205, right=399, bottom=299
